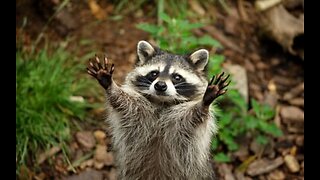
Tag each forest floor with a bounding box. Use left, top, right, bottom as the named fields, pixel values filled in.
left=16, top=0, right=304, bottom=179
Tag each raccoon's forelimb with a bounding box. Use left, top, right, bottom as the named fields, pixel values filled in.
left=87, top=55, right=114, bottom=90
left=87, top=56, right=153, bottom=118
left=170, top=72, right=230, bottom=127
left=203, top=72, right=230, bottom=107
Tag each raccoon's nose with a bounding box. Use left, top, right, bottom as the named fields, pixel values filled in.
left=154, top=81, right=167, bottom=92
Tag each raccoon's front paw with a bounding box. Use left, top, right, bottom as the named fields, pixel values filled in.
left=87, top=55, right=115, bottom=90
left=203, top=72, right=230, bottom=106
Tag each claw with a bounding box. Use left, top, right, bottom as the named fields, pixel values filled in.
left=218, top=89, right=228, bottom=97
left=87, top=69, right=97, bottom=78
left=92, top=58, right=101, bottom=70
left=104, top=56, right=108, bottom=70
left=110, top=64, right=115, bottom=74
left=220, top=74, right=230, bottom=85
left=95, top=54, right=99, bottom=63
left=221, top=80, right=231, bottom=89
left=214, top=72, right=225, bottom=84
left=89, top=61, right=99, bottom=71
left=95, top=56, right=103, bottom=69
left=209, top=75, right=215, bottom=85
left=87, top=67, right=97, bottom=74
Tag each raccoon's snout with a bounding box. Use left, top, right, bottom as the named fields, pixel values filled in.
left=154, top=81, right=167, bottom=92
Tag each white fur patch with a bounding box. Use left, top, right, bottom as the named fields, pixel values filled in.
left=169, top=66, right=174, bottom=74
left=164, top=79, right=176, bottom=96
left=174, top=69, right=202, bottom=85
left=149, top=81, right=156, bottom=93
left=136, top=63, right=165, bottom=76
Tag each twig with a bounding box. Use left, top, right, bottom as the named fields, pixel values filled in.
left=237, top=0, right=249, bottom=22
left=35, top=0, right=70, bottom=46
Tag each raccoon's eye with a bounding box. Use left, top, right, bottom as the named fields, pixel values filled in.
left=146, top=70, right=159, bottom=81
left=172, top=74, right=183, bottom=83
left=150, top=71, right=159, bottom=77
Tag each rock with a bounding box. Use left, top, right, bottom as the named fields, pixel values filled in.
left=224, top=64, right=248, bottom=103
left=63, top=169, right=103, bottom=180
left=76, top=131, right=96, bottom=149
left=94, top=130, right=107, bottom=145
left=284, top=155, right=300, bottom=173
left=247, top=157, right=284, bottom=176
left=280, top=106, right=304, bottom=122
left=267, top=170, right=285, bottom=180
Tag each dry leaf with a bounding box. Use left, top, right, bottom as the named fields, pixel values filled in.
left=284, top=155, right=300, bottom=173
left=76, top=131, right=96, bottom=149
left=247, top=157, right=284, bottom=176
left=94, top=130, right=107, bottom=145
left=37, top=146, right=61, bottom=164
left=88, top=0, right=106, bottom=20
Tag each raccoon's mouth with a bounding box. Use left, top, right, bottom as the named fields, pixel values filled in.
left=155, top=91, right=168, bottom=96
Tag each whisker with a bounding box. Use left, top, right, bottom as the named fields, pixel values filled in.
left=135, top=83, right=151, bottom=87
left=175, top=88, right=198, bottom=91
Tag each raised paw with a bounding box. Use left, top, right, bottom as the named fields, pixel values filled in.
left=203, top=72, right=230, bottom=106
left=86, top=55, right=115, bottom=90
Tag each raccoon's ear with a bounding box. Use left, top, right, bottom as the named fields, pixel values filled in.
left=137, top=40, right=155, bottom=65
left=189, top=49, right=209, bottom=71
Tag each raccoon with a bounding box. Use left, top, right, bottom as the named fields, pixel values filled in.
left=87, top=40, right=230, bottom=180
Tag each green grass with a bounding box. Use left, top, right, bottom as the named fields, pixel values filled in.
left=136, top=11, right=283, bottom=163
left=16, top=45, right=93, bottom=175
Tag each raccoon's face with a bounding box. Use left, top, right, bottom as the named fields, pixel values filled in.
left=127, top=41, right=209, bottom=104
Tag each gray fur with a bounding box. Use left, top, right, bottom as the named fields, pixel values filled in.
left=104, top=41, right=218, bottom=180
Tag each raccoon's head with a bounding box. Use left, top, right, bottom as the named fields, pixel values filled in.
left=125, top=40, right=209, bottom=104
